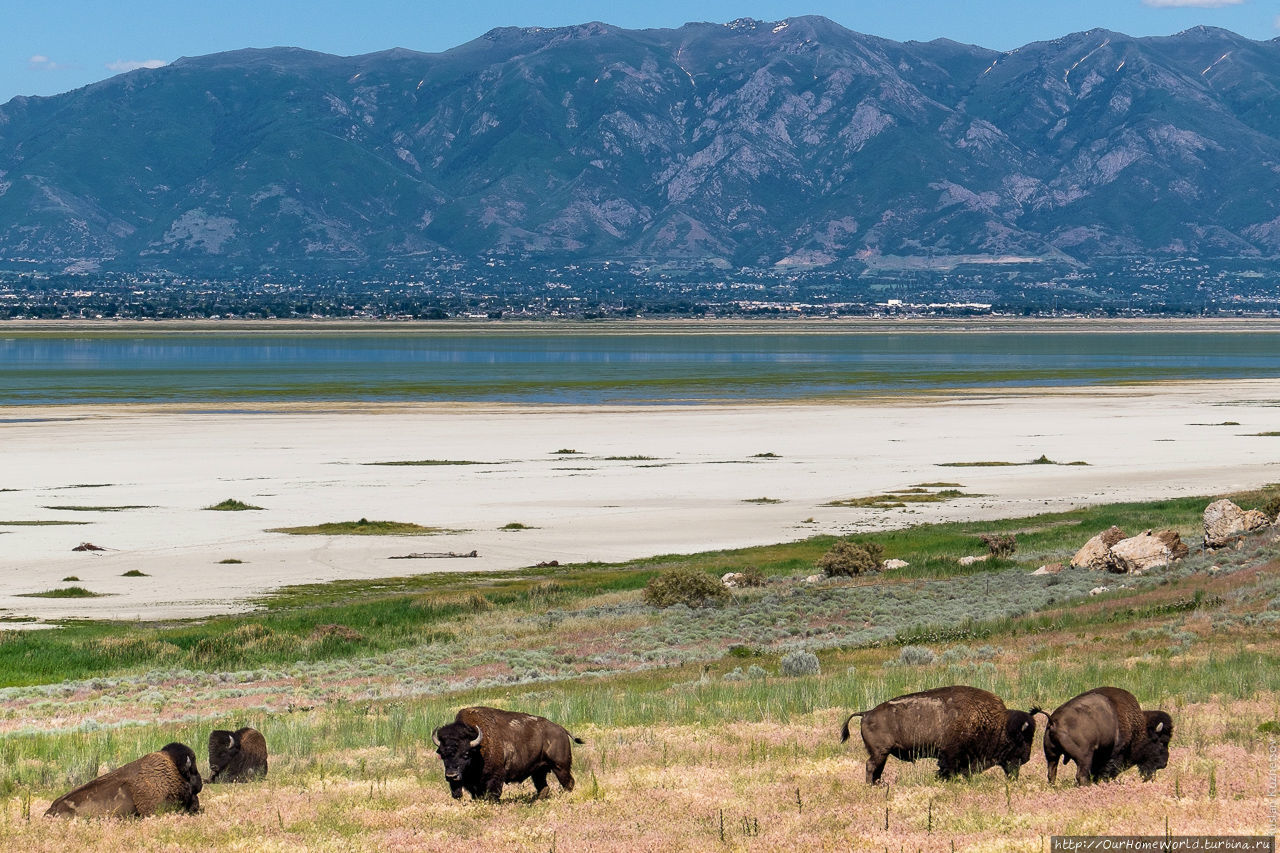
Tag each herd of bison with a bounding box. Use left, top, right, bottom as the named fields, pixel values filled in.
left=41, top=684, right=1171, bottom=818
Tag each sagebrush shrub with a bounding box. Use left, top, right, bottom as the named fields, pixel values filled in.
left=897, top=645, right=937, bottom=666
left=1262, top=496, right=1280, bottom=521
left=780, top=650, right=820, bottom=676
left=817, top=540, right=885, bottom=577
left=642, top=568, right=730, bottom=608
left=979, top=533, right=1017, bottom=558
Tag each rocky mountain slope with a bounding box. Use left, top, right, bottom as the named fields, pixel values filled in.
left=2, top=16, right=1279, bottom=271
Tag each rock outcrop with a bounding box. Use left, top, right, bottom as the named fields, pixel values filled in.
left=1070, top=526, right=1127, bottom=570
left=1108, top=529, right=1189, bottom=574
left=1203, top=499, right=1270, bottom=549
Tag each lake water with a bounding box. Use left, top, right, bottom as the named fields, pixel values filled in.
left=4, top=328, right=1280, bottom=405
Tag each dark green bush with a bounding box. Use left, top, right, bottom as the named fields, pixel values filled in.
left=643, top=568, right=730, bottom=608
left=817, top=540, right=885, bottom=577
left=1261, top=496, right=1280, bottom=522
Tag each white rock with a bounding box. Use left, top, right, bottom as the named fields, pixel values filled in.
left=958, top=555, right=989, bottom=566
left=882, top=558, right=909, bottom=570
left=1089, top=586, right=1108, bottom=596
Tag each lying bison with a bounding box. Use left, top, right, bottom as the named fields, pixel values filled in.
left=841, top=686, right=1038, bottom=784
left=432, top=706, right=584, bottom=801
left=208, top=726, right=268, bottom=783
left=1043, top=686, right=1173, bottom=785
left=45, top=742, right=202, bottom=818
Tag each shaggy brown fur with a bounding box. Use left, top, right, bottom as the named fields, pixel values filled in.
left=1044, top=686, right=1173, bottom=784
left=433, top=706, right=584, bottom=801
left=208, top=727, right=268, bottom=783
left=45, top=743, right=202, bottom=818
left=841, top=686, right=1038, bottom=784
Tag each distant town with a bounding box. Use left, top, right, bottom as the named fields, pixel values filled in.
left=2, top=257, right=1279, bottom=320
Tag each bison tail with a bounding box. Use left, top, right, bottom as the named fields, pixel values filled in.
left=1029, top=706, right=1049, bottom=722
left=839, top=711, right=864, bottom=744
left=573, top=737, right=586, bottom=745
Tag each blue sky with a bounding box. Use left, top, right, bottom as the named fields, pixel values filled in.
left=6, top=0, right=1279, bottom=104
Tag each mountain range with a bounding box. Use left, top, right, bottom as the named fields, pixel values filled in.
left=3, top=16, right=1280, bottom=273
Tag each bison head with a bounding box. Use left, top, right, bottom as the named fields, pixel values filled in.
left=999, top=710, right=1038, bottom=778
left=1136, top=710, right=1173, bottom=780
left=432, top=721, right=484, bottom=787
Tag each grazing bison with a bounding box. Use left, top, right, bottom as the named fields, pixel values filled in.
left=45, top=742, right=202, bottom=818
left=1043, top=686, right=1173, bottom=785
left=840, top=686, right=1039, bottom=784
left=432, top=706, right=584, bottom=801
left=208, top=726, right=268, bottom=783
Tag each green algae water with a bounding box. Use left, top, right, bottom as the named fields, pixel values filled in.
left=4, top=327, right=1280, bottom=405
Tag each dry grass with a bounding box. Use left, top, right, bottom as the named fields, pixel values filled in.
left=0, top=699, right=1272, bottom=852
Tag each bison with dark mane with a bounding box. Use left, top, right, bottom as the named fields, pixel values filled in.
left=45, top=742, right=202, bottom=818
left=840, top=686, right=1038, bottom=784
left=1043, top=686, right=1172, bottom=784
left=208, top=726, right=268, bottom=783
left=432, top=706, right=584, bottom=801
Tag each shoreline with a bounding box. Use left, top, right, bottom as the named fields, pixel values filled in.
left=3, top=377, right=1279, bottom=624
left=6, top=316, right=1280, bottom=335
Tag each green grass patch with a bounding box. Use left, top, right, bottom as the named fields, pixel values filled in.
left=205, top=498, right=264, bottom=511
left=938, top=456, right=1088, bottom=467
left=742, top=497, right=783, bottom=504
left=602, top=455, right=658, bottom=461
left=218, top=558, right=244, bottom=564
left=750, top=452, right=780, bottom=458
left=551, top=449, right=580, bottom=455
left=1247, top=432, right=1280, bottom=437
left=17, top=586, right=106, bottom=599
left=364, top=459, right=491, bottom=466
left=268, top=519, right=461, bottom=536
left=60, top=576, right=79, bottom=582
left=499, top=522, right=536, bottom=530
left=824, top=489, right=978, bottom=509
left=42, top=505, right=151, bottom=512
left=0, top=520, right=90, bottom=526
left=120, top=570, right=148, bottom=577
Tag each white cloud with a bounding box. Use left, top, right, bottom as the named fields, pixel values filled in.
left=105, top=59, right=168, bottom=73
left=1142, top=0, right=1244, bottom=7
left=28, top=55, right=67, bottom=71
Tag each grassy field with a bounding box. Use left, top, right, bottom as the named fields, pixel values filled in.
left=0, top=488, right=1277, bottom=850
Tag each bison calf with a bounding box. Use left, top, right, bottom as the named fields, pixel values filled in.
left=45, top=742, right=203, bottom=818
left=841, top=685, right=1038, bottom=784
left=433, top=706, right=584, bottom=801
left=1044, top=686, right=1172, bottom=785
left=208, top=726, right=268, bottom=783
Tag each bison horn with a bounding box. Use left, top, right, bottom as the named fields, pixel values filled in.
left=1153, top=720, right=1165, bottom=733
left=227, top=734, right=236, bottom=749
left=468, top=728, right=483, bottom=748
left=431, top=727, right=441, bottom=747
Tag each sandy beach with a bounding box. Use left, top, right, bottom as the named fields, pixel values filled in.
left=3, top=379, right=1279, bottom=623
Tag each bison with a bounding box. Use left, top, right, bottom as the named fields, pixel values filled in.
left=432, top=706, right=584, bottom=801
left=208, top=726, right=268, bottom=783
left=840, top=685, right=1039, bottom=784
left=1043, top=686, right=1173, bottom=785
left=45, top=742, right=202, bottom=818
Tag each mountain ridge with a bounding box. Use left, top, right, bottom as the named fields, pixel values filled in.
left=3, top=16, right=1279, bottom=273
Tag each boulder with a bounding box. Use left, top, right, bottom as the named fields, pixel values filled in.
left=721, top=572, right=745, bottom=588
left=958, top=555, right=988, bottom=566
left=1070, top=526, right=1126, bottom=570
left=1203, top=499, right=1270, bottom=549
left=1108, top=529, right=1188, bottom=574
left=1089, top=586, right=1108, bottom=596
left=1032, top=562, right=1063, bottom=575
left=882, top=558, right=909, bottom=570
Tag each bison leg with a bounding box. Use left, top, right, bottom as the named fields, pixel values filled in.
left=935, top=752, right=958, bottom=780
left=531, top=770, right=552, bottom=799
left=483, top=778, right=504, bottom=801
left=449, top=781, right=464, bottom=800
left=866, top=752, right=889, bottom=785
left=1075, top=748, right=1097, bottom=786
left=1044, top=733, right=1063, bottom=784
left=552, top=763, right=575, bottom=792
